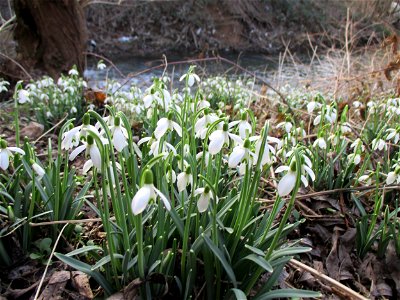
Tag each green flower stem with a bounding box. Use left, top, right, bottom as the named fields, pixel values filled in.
left=135, top=214, right=145, bottom=278
left=245, top=149, right=302, bottom=294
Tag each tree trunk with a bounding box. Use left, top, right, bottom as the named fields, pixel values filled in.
left=13, top=0, right=87, bottom=79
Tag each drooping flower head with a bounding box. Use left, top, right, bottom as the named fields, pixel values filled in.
left=131, top=169, right=171, bottom=215
left=0, top=139, right=25, bottom=171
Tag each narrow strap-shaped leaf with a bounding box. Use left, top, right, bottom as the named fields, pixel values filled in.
left=65, top=246, right=103, bottom=257
left=231, top=288, right=247, bottom=300
left=254, top=288, right=321, bottom=300
left=241, top=254, right=273, bottom=273
left=202, top=234, right=237, bottom=288
left=55, top=253, right=114, bottom=295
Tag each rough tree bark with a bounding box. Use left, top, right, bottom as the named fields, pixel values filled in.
left=13, top=0, right=87, bottom=79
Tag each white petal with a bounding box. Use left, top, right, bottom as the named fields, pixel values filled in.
left=209, top=130, right=223, bottom=141
left=90, top=145, right=102, bottom=169
left=209, top=135, right=224, bottom=155
left=7, top=147, right=25, bottom=155
left=239, top=121, right=252, bottom=138
left=177, top=172, right=188, bottom=192
left=32, top=163, right=46, bottom=180
left=303, top=165, right=315, bottom=182
left=197, top=193, right=210, bottom=213
left=154, top=118, right=169, bottom=139
left=194, top=188, right=205, bottom=196
left=69, top=144, right=86, bottom=161
left=138, top=136, right=151, bottom=146
left=0, top=150, right=9, bottom=170
left=275, top=165, right=290, bottom=173
left=228, top=120, right=240, bottom=128
left=154, top=186, right=171, bottom=211
left=131, top=186, right=151, bottom=215
left=228, top=146, right=246, bottom=168
left=277, top=172, right=296, bottom=197
left=301, top=175, right=309, bottom=187
left=113, top=128, right=128, bottom=152
left=313, top=115, right=321, bottom=125
left=172, top=121, right=182, bottom=137
left=228, top=133, right=243, bottom=145
left=82, top=160, right=93, bottom=174
left=387, top=172, right=396, bottom=185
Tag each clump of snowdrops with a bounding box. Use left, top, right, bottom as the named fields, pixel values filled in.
left=50, top=66, right=319, bottom=298
left=12, top=66, right=87, bottom=129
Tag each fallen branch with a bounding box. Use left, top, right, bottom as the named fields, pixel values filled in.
left=289, top=258, right=369, bottom=300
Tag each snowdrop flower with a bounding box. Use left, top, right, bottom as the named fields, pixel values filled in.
left=275, top=153, right=315, bottom=197
left=0, top=80, right=9, bottom=93
left=18, top=89, right=30, bottom=104
left=61, top=114, right=99, bottom=150
left=350, top=138, right=365, bottom=152
left=110, top=116, right=128, bottom=152
left=341, top=122, right=352, bottom=134
left=371, top=138, right=386, bottom=151
left=386, top=166, right=400, bottom=185
left=97, top=61, right=106, bottom=70
left=180, top=72, right=200, bottom=87
left=208, top=123, right=242, bottom=155
left=228, top=139, right=252, bottom=168
left=250, top=132, right=282, bottom=167
left=0, top=139, right=25, bottom=170
left=386, top=128, right=400, bottom=144
left=166, top=166, right=176, bottom=184
left=68, top=68, right=79, bottom=76
left=154, top=112, right=182, bottom=139
left=196, top=151, right=210, bottom=167
left=313, top=137, right=327, bottom=149
left=131, top=169, right=170, bottom=215
left=358, top=174, right=372, bottom=186
left=195, top=109, right=219, bottom=139
left=31, top=160, right=46, bottom=181
left=307, top=101, right=321, bottom=113
left=69, top=135, right=102, bottom=170
left=177, top=166, right=193, bottom=192
left=138, top=135, right=176, bottom=157
left=195, top=186, right=215, bottom=213
left=70, top=106, right=78, bottom=114
left=229, top=112, right=252, bottom=138
left=347, top=153, right=361, bottom=165
left=277, top=120, right=293, bottom=133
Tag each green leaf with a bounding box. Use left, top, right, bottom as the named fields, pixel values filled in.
left=242, top=254, right=273, bottom=273
left=65, top=246, right=103, bottom=257
left=55, top=253, right=114, bottom=295
left=254, top=288, right=321, bottom=300
left=269, top=247, right=311, bottom=261
left=245, top=244, right=265, bottom=257
left=231, top=288, right=247, bottom=300
left=202, top=234, right=237, bottom=288
left=91, top=254, right=124, bottom=271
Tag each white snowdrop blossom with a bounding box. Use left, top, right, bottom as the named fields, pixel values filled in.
left=250, top=132, right=282, bottom=167
left=386, top=165, right=400, bottom=185
left=275, top=153, right=315, bottom=197
left=110, top=116, right=128, bottom=152
left=18, top=89, right=30, bottom=104
left=138, top=135, right=177, bottom=157
left=97, top=61, right=106, bottom=70
left=131, top=169, right=170, bottom=215
left=166, top=167, right=177, bottom=184
left=277, top=120, right=293, bottom=133
left=208, top=123, right=242, bottom=155
left=371, top=138, right=387, bottom=151
left=61, top=114, right=99, bottom=150
left=177, top=166, right=193, bottom=192
left=386, top=128, right=400, bottom=144
left=228, top=139, right=252, bottom=168
left=0, top=80, right=9, bottom=93
left=229, top=112, right=252, bottom=138
left=347, top=153, right=361, bottom=165
left=154, top=113, right=182, bottom=139
left=358, top=174, right=372, bottom=186
left=32, top=161, right=46, bottom=181
left=307, top=101, right=321, bottom=113
left=195, top=186, right=215, bottom=213
left=180, top=72, right=200, bottom=87
left=313, top=137, right=327, bottom=149
left=69, top=135, right=102, bottom=170
left=195, top=109, right=219, bottom=139
left=68, top=68, right=79, bottom=76
left=0, top=140, right=25, bottom=170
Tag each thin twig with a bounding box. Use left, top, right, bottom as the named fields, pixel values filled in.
left=33, top=113, right=68, bottom=144
left=33, top=223, right=68, bottom=300
left=30, top=216, right=116, bottom=227
left=84, top=51, right=126, bottom=78
left=289, top=258, right=369, bottom=300
left=0, top=51, right=32, bottom=80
